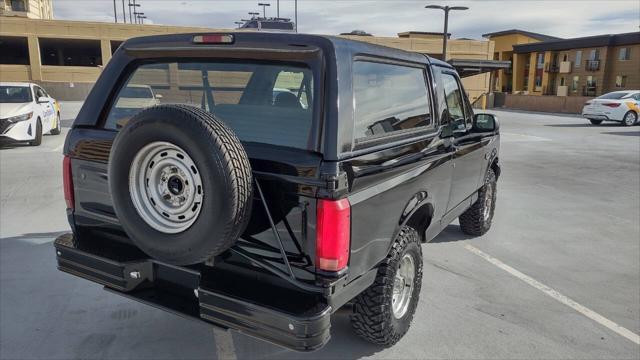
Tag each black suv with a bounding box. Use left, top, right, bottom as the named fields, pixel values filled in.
left=56, top=32, right=500, bottom=351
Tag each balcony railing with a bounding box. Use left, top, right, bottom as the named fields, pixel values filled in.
left=585, top=60, right=600, bottom=71
left=544, top=63, right=560, bottom=73
left=582, top=85, right=597, bottom=97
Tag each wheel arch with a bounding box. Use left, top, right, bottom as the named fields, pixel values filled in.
left=395, top=194, right=434, bottom=243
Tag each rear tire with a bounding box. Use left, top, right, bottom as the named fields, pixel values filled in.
left=108, top=105, right=253, bottom=265
left=29, top=119, right=42, bottom=146
left=50, top=113, right=61, bottom=135
left=589, top=119, right=603, bottom=125
left=622, top=111, right=637, bottom=126
left=350, top=226, right=423, bottom=346
left=459, top=168, right=497, bottom=236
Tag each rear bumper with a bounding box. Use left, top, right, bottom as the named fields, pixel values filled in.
left=54, top=233, right=332, bottom=351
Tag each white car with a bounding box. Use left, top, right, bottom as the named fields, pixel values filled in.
left=0, top=82, right=61, bottom=146
left=582, top=90, right=640, bottom=126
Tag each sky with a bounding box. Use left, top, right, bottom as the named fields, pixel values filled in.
left=52, top=0, right=640, bottom=39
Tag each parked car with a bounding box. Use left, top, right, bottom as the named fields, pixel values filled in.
left=55, top=33, right=501, bottom=351
left=0, top=82, right=61, bottom=146
left=108, top=84, right=162, bottom=128
left=582, top=90, right=640, bottom=126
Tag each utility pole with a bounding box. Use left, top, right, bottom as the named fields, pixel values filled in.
left=121, top=0, right=126, bottom=23
left=424, top=4, right=468, bottom=60
left=276, top=0, right=279, bottom=17
left=113, top=0, right=117, bottom=22
left=128, top=0, right=132, bottom=23
left=294, top=0, right=298, bottom=32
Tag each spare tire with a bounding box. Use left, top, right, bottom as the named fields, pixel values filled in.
left=108, top=105, right=252, bottom=265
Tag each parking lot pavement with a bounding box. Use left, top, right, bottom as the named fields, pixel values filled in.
left=1, top=109, right=639, bottom=359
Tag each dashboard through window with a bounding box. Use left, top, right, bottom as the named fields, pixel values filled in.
left=353, top=61, right=431, bottom=142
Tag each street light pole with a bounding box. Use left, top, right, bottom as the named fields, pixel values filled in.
left=258, top=3, right=270, bottom=18
left=425, top=5, right=469, bottom=60
left=121, top=0, right=126, bottom=23
left=113, top=0, right=117, bottom=22
left=294, top=0, right=298, bottom=32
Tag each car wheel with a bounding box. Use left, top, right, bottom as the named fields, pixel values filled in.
left=459, top=168, right=497, bottom=236
left=108, top=105, right=253, bottom=265
left=350, top=226, right=423, bottom=346
left=622, top=111, right=638, bottom=126
left=29, top=119, right=42, bottom=146
left=50, top=113, right=61, bottom=135
left=589, top=119, right=603, bottom=125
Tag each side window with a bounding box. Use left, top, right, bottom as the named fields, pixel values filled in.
left=353, top=61, right=431, bottom=141
left=34, top=87, right=46, bottom=99
left=441, top=73, right=468, bottom=132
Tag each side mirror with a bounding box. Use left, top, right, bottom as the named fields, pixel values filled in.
left=155, top=94, right=163, bottom=99
left=37, top=97, right=49, bottom=104
left=473, top=113, right=499, bottom=133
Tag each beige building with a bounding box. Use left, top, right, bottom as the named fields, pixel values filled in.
left=1, top=16, right=494, bottom=101
left=1, top=0, right=53, bottom=19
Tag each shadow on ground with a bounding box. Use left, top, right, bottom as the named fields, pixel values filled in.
left=428, top=224, right=475, bottom=243
left=544, top=123, right=625, bottom=128
left=601, top=131, right=640, bottom=137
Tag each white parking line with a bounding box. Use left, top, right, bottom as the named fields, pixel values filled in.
left=464, top=244, right=640, bottom=345
left=213, top=327, right=237, bottom=360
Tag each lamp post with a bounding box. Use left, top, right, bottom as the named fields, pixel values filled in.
left=424, top=4, right=468, bottom=60
left=137, top=15, right=147, bottom=24
left=276, top=0, right=279, bottom=17
left=294, top=0, right=297, bottom=32
left=248, top=12, right=259, bottom=19
left=121, top=0, right=126, bottom=23
left=258, top=3, right=270, bottom=17
left=235, top=21, right=244, bottom=28
left=128, top=0, right=140, bottom=24
left=113, top=0, right=117, bottom=22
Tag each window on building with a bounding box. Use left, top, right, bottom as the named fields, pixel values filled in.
left=619, top=47, right=631, bottom=60
left=589, top=49, right=600, bottom=60
left=560, top=77, right=565, bottom=86
left=615, top=75, right=627, bottom=88
left=39, top=38, right=102, bottom=67
left=575, top=51, right=582, bottom=67
left=536, top=53, right=544, bottom=69
left=571, top=76, right=579, bottom=92
left=0, top=36, right=30, bottom=65
left=353, top=61, right=431, bottom=141
left=535, top=75, right=542, bottom=87
left=562, top=54, right=568, bottom=62
left=10, top=0, right=27, bottom=12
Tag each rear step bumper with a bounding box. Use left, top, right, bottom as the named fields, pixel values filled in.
left=54, top=233, right=332, bottom=351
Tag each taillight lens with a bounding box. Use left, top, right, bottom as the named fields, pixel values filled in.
left=316, top=198, right=351, bottom=272
left=193, top=34, right=235, bottom=44
left=603, top=103, right=621, bottom=108
left=63, top=156, right=74, bottom=210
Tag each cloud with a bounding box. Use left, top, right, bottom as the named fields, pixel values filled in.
left=52, top=0, right=640, bottom=38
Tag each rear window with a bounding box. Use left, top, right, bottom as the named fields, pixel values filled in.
left=104, top=62, right=314, bottom=150
left=597, top=92, right=631, bottom=99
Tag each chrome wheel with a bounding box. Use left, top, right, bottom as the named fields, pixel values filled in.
left=392, top=254, right=416, bottom=319
left=623, top=112, right=637, bottom=126
left=483, top=182, right=494, bottom=221
left=129, top=141, right=204, bottom=234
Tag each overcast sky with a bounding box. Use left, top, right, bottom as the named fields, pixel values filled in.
left=53, top=0, right=639, bottom=39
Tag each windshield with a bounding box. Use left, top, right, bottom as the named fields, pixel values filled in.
left=0, top=86, right=32, bottom=103
left=105, top=62, right=315, bottom=150
left=120, top=86, right=153, bottom=98
left=597, top=92, right=631, bottom=100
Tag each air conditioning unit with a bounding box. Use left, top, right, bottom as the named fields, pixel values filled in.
left=557, top=85, right=569, bottom=96
left=559, top=61, right=572, bottom=73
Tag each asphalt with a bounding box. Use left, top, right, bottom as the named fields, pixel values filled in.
left=1, top=105, right=639, bottom=359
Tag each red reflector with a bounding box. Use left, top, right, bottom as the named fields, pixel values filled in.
left=193, top=34, right=234, bottom=44
left=602, top=103, right=621, bottom=108
left=63, top=156, right=74, bottom=210
left=316, top=198, right=350, bottom=272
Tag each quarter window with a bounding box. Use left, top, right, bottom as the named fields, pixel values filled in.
left=352, top=61, right=431, bottom=141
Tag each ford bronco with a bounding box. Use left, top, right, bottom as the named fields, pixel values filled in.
left=56, top=32, right=500, bottom=351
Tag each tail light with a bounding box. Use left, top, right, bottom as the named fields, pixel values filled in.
left=63, top=156, right=74, bottom=210
left=602, top=103, right=621, bottom=108
left=316, top=198, right=351, bottom=272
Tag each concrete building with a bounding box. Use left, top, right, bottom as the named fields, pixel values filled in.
left=1, top=15, right=495, bottom=101
left=0, top=0, right=53, bottom=19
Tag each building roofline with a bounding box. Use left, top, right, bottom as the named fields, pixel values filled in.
left=513, top=31, right=640, bottom=53
left=482, top=29, right=561, bottom=42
